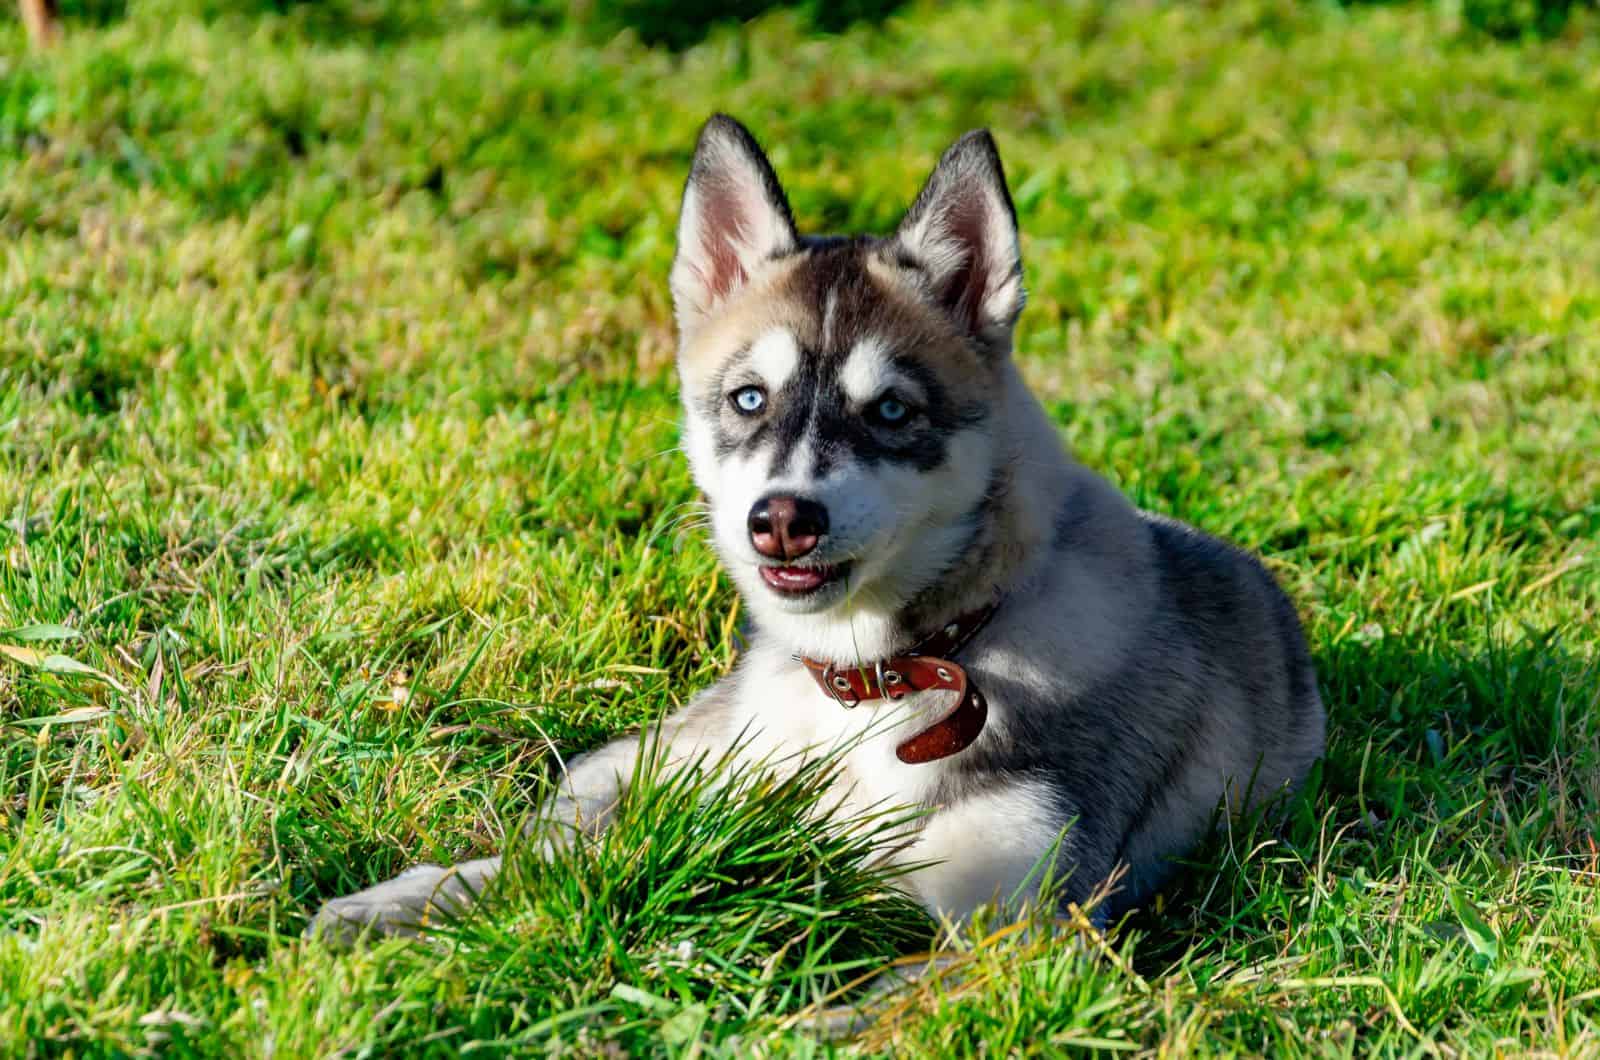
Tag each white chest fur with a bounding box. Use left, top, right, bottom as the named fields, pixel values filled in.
left=725, top=649, right=1065, bottom=920
left=728, top=651, right=957, bottom=822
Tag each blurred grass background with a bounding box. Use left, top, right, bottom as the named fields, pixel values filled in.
left=2, top=0, right=1599, bottom=1054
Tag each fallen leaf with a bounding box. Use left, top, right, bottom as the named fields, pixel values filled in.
left=0, top=644, right=47, bottom=666
left=0, top=644, right=127, bottom=693
left=0, top=624, right=82, bottom=642
left=11, top=706, right=111, bottom=726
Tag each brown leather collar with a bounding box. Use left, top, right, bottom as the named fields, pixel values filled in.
left=799, top=600, right=999, bottom=765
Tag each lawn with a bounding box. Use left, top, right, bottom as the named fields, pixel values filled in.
left=2, top=0, right=1599, bottom=1054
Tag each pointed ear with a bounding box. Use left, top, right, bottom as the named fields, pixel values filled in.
left=670, top=115, right=799, bottom=341
left=889, top=130, right=1025, bottom=347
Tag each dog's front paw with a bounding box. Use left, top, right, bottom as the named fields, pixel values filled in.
left=305, top=864, right=454, bottom=945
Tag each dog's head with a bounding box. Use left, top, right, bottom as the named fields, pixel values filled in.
left=671, top=115, right=1025, bottom=653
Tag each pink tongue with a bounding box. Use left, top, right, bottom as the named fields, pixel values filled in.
left=762, top=566, right=828, bottom=591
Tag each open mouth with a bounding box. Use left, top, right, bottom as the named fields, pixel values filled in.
left=759, top=562, right=850, bottom=596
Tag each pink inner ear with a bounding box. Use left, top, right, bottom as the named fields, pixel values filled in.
left=940, top=195, right=991, bottom=333
left=699, top=182, right=749, bottom=303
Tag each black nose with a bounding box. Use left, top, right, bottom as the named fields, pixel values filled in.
left=748, top=495, right=829, bottom=560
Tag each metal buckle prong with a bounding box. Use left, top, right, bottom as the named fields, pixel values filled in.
left=822, top=665, right=860, bottom=708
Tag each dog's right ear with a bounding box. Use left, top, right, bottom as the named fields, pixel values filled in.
left=671, top=115, right=799, bottom=342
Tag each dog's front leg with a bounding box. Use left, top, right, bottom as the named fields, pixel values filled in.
left=305, top=856, right=503, bottom=945
left=307, top=680, right=737, bottom=944
left=529, top=679, right=739, bottom=849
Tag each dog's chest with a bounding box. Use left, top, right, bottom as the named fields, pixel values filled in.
left=730, top=658, right=955, bottom=815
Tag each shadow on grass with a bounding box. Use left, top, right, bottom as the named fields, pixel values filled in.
left=1125, top=629, right=1599, bottom=976
left=50, top=0, right=128, bottom=25
left=109, top=0, right=908, bottom=48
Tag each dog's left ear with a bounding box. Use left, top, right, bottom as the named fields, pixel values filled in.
left=889, top=130, right=1025, bottom=348
left=671, top=114, right=799, bottom=342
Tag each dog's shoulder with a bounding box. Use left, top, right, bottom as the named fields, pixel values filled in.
left=1139, top=512, right=1308, bottom=652
left=1137, top=510, right=1323, bottom=738
left=1142, top=511, right=1277, bottom=608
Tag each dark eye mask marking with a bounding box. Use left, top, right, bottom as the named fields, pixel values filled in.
left=705, top=349, right=987, bottom=476
left=698, top=242, right=991, bottom=475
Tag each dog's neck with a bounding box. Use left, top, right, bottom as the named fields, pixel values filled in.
left=900, top=365, right=1067, bottom=647
left=897, top=466, right=1017, bottom=640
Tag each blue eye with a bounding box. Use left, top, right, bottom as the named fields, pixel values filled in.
left=873, top=395, right=910, bottom=426
left=731, top=386, right=766, bottom=415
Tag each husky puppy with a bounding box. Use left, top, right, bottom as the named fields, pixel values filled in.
left=311, top=116, right=1325, bottom=940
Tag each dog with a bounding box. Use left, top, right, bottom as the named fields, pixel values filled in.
left=310, top=115, right=1326, bottom=942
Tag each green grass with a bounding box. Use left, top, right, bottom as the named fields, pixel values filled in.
left=3, top=0, right=1599, bottom=1053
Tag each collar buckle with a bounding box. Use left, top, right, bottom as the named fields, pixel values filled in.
left=819, top=664, right=861, bottom=709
